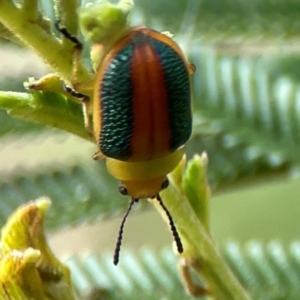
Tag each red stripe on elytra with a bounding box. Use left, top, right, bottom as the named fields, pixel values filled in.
left=130, top=41, right=171, bottom=161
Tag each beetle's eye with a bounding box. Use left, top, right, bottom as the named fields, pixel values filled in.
left=161, top=179, right=169, bottom=190
left=118, top=185, right=128, bottom=196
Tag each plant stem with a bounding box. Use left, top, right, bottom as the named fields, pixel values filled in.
left=0, top=0, right=92, bottom=84
left=21, top=0, right=39, bottom=20
left=158, top=179, right=251, bottom=300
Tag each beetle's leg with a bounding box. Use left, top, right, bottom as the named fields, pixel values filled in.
left=63, top=84, right=91, bottom=135
left=93, top=151, right=105, bottom=161
left=55, top=20, right=92, bottom=134
left=62, top=83, right=92, bottom=135
left=55, top=20, right=85, bottom=86
left=188, top=63, right=196, bottom=74
left=55, top=20, right=83, bottom=84
left=55, top=20, right=81, bottom=45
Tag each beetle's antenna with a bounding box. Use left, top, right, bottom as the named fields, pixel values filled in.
left=156, top=194, right=183, bottom=253
left=114, top=198, right=137, bottom=265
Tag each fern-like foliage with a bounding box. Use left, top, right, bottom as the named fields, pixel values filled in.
left=68, top=242, right=300, bottom=300
left=191, top=53, right=300, bottom=187
left=0, top=158, right=131, bottom=229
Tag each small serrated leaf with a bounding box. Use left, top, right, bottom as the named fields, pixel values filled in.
left=0, top=198, right=76, bottom=300
left=67, top=242, right=300, bottom=300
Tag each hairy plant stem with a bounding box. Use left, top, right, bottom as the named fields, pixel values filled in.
left=0, top=0, right=92, bottom=84
left=155, top=178, right=251, bottom=300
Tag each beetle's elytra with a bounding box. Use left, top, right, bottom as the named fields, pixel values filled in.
left=94, top=27, right=192, bottom=162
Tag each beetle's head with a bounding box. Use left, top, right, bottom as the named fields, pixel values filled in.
left=105, top=148, right=184, bottom=199
left=118, top=176, right=169, bottom=199
left=105, top=150, right=185, bottom=265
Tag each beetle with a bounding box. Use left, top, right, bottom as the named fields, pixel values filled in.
left=56, top=23, right=195, bottom=265
left=93, top=27, right=193, bottom=193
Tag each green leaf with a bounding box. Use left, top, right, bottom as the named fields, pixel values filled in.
left=0, top=90, right=91, bottom=141
left=0, top=198, right=76, bottom=300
